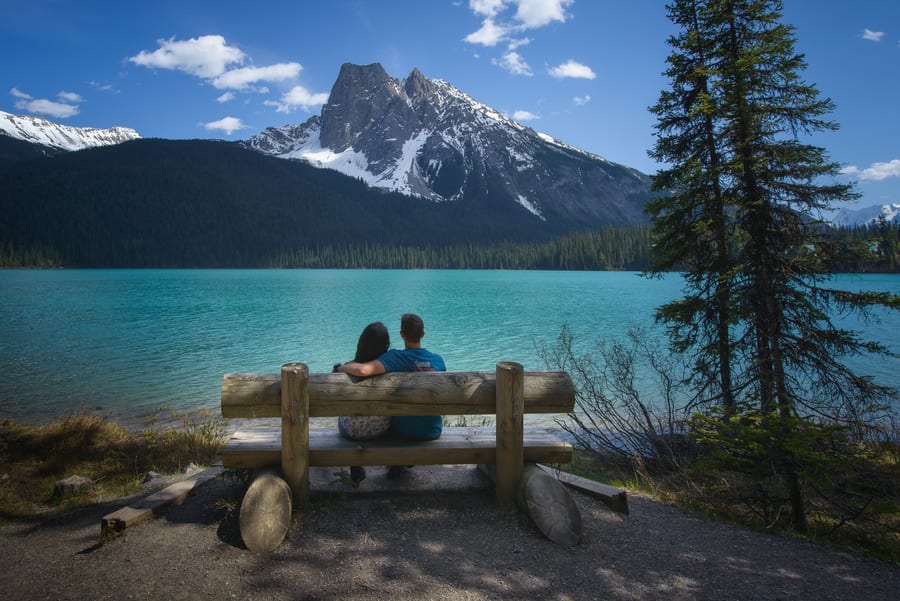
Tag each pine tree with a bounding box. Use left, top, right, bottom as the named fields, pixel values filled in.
left=648, top=0, right=899, bottom=531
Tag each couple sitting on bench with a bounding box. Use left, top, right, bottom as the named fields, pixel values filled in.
left=332, top=313, right=445, bottom=483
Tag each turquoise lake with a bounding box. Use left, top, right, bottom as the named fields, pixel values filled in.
left=1, top=269, right=898, bottom=428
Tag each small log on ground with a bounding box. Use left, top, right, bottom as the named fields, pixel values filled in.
left=479, top=463, right=582, bottom=546
left=100, top=466, right=223, bottom=542
left=536, top=463, right=629, bottom=515
left=239, top=466, right=293, bottom=553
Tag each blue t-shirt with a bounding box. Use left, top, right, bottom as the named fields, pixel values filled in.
left=378, top=347, right=445, bottom=440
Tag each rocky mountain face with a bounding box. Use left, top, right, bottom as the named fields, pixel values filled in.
left=0, top=110, right=140, bottom=152
left=246, top=62, right=653, bottom=229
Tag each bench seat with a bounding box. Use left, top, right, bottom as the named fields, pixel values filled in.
left=221, top=426, right=573, bottom=470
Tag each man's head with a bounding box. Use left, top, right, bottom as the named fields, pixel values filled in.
left=400, top=313, right=425, bottom=345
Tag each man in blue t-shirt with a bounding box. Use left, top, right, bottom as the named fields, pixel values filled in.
left=336, top=313, right=445, bottom=441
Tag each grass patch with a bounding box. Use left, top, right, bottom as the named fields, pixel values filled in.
left=565, top=443, right=900, bottom=566
left=0, top=410, right=228, bottom=523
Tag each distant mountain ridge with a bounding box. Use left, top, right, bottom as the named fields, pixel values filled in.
left=245, top=62, right=653, bottom=228
left=830, top=203, right=899, bottom=227
left=0, top=110, right=140, bottom=152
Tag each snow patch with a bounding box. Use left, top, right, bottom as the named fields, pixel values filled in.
left=374, top=130, right=429, bottom=195
left=516, top=194, right=545, bottom=221
left=282, top=125, right=374, bottom=184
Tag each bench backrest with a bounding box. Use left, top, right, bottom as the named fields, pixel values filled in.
left=221, top=369, right=575, bottom=418
left=220, top=362, right=574, bottom=505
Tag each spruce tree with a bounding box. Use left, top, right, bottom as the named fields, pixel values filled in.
left=648, top=0, right=898, bottom=531
left=648, top=0, right=735, bottom=410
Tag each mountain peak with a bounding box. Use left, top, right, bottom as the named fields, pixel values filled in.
left=246, top=63, right=652, bottom=228
left=404, top=67, right=432, bottom=98
left=319, top=62, right=411, bottom=153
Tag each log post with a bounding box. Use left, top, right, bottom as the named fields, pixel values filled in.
left=495, top=361, right=524, bottom=506
left=281, top=362, right=309, bottom=506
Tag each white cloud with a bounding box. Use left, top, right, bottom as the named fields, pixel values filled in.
left=204, top=116, right=247, bottom=135
left=89, top=81, right=117, bottom=93
left=10, top=87, right=79, bottom=118
left=130, top=34, right=322, bottom=118
left=512, top=109, right=539, bottom=121
left=130, top=35, right=245, bottom=78
left=212, top=62, right=302, bottom=90
left=514, top=0, right=572, bottom=28
left=493, top=51, right=533, bottom=75
left=858, top=159, right=900, bottom=181
left=841, top=160, right=900, bottom=181
left=15, top=97, right=79, bottom=119
left=469, top=0, right=507, bottom=18
left=862, top=28, right=885, bottom=42
left=464, top=0, right=571, bottom=46
left=464, top=18, right=509, bottom=46
left=264, top=85, right=329, bottom=113
left=549, top=60, right=596, bottom=79
left=573, top=95, right=591, bottom=106
left=57, top=91, right=83, bottom=103
left=508, top=37, right=531, bottom=50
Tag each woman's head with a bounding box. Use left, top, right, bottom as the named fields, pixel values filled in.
left=354, top=321, right=390, bottom=362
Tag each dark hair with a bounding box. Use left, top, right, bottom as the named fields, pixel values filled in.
left=400, top=313, right=425, bottom=343
left=354, top=321, right=390, bottom=362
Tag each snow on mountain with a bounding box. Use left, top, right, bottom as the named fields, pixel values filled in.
left=0, top=110, right=140, bottom=152
left=831, top=203, right=900, bottom=227
left=246, top=63, right=652, bottom=228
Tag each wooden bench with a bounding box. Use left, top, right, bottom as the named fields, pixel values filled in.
left=220, top=361, right=578, bottom=551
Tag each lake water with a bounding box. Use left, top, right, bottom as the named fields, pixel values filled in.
left=1, top=269, right=897, bottom=428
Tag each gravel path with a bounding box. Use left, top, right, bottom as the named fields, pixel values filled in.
left=1, top=465, right=897, bottom=601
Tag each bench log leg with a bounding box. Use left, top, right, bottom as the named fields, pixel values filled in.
left=479, top=462, right=583, bottom=546
left=281, top=362, right=310, bottom=506
left=495, top=361, right=524, bottom=505
left=518, top=463, right=582, bottom=546
left=239, top=466, right=293, bottom=553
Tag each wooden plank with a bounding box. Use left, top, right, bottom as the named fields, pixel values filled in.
left=221, top=370, right=574, bottom=418
left=536, top=464, right=629, bottom=515
left=220, top=427, right=573, bottom=469
left=100, top=465, right=223, bottom=541
left=280, top=363, right=309, bottom=504
left=495, top=361, right=524, bottom=505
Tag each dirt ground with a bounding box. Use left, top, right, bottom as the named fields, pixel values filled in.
left=1, top=465, right=898, bottom=601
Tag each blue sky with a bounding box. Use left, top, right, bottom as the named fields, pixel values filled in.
left=2, top=0, right=898, bottom=210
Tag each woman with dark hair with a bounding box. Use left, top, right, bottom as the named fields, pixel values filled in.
left=333, top=321, right=392, bottom=483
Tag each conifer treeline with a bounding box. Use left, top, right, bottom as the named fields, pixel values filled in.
left=267, top=227, right=651, bottom=270
left=0, top=227, right=652, bottom=270
left=828, top=220, right=899, bottom=272
left=2, top=222, right=896, bottom=271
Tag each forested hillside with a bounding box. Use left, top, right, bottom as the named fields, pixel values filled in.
left=0, top=138, right=565, bottom=267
